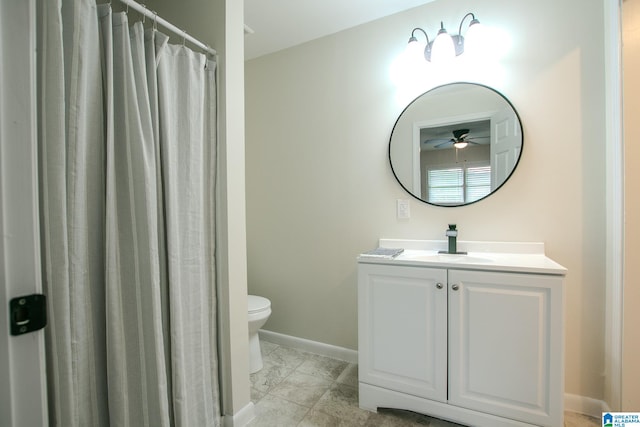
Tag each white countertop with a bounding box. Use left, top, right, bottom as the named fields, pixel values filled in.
left=358, top=239, right=567, bottom=276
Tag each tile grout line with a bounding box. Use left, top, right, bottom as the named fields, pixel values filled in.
left=253, top=342, right=363, bottom=426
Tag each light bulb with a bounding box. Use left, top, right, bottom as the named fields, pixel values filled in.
left=431, top=26, right=455, bottom=63
left=454, top=141, right=468, bottom=149
left=462, top=20, right=486, bottom=59
left=405, top=37, right=427, bottom=65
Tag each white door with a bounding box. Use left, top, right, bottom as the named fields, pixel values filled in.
left=358, top=263, right=447, bottom=402
left=447, top=269, right=564, bottom=427
left=490, top=108, right=521, bottom=189
left=0, top=0, right=49, bottom=426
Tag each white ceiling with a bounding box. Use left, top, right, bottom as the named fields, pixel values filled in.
left=244, top=0, right=435, bottom=60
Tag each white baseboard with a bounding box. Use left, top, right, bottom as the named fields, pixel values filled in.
left=258, top=329, right=358, bottom=363
left=259, top=330, right=608, bottom=420
left=223, top=401, right=255, bottom=427
left=564, top=393, right=609, bottom=419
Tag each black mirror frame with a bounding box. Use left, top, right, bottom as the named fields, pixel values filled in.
left=388, top=82, right=524, bottom=208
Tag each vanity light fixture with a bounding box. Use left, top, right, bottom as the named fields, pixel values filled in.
left=406, top=13, right=483, bottom=63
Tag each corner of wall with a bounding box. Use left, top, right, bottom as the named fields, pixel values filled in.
left=222, top=402, right=255, bottom=427
left=214, top=0, right=251, bottom=419
left=565, top=394, right=610, bottom=419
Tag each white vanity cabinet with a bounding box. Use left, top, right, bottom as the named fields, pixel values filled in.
left=358, top=256, right=565, bottom=427
left=357, top=264, right=448, bottom=402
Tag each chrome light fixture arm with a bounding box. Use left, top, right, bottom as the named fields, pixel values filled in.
left=409, top=27, right=430, bottom=45
left=406, top=12, right=482, bottom=63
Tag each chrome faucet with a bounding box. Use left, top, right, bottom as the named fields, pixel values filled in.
left=440, top=224, right=467, bottom=254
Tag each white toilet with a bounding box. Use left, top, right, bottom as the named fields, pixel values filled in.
left=248, top=295, right=272, bottom=374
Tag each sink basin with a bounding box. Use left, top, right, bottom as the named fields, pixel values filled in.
left=402, top=253, right=493, bottom=264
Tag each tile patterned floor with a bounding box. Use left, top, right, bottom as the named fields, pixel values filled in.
left=249, top=340, right=600, bottom=427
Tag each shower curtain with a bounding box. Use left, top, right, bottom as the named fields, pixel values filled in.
left=39, top=0, right=220, bottom=426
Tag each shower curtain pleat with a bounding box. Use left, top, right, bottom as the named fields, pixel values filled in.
left=39, top=1, right=220, bottom=426
left=104, top=10, right=171, bottom=426
left=41, top=0, right=109, bottom=425
left=144, top=28, right=174, bottom=420
left=204, top=57, right=220, bottom=426
left=157, top=43, right=220, bottom=427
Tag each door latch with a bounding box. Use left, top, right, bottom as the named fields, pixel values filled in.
left=9, top=294, right=47, bottom=336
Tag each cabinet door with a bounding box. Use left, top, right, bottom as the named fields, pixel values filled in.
left=448, top=269, right=564, bottom=426
left=358, top=263, right=447, bottom=402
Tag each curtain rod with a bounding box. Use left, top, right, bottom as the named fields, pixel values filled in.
left=116, top=0, right=217, bottom=57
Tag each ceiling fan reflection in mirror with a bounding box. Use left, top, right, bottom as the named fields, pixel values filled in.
left=425, top=128, right=490, bottom=149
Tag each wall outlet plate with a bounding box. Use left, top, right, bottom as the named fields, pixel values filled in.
left=397, top=199, right=410, bottom=219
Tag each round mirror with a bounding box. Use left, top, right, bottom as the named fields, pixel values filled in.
left=389, top=82, right=523, bottom=207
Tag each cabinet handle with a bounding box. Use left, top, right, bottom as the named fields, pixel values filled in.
left=436, top=283, right=443, bottom=289
left=451, top=284, right=460, bottom=291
